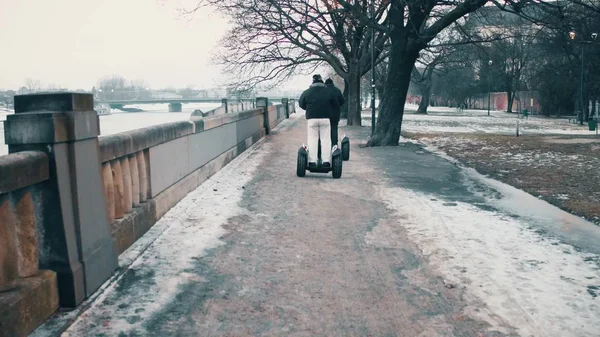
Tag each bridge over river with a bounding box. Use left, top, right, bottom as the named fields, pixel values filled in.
left=104, top=96, right=295, bottom=112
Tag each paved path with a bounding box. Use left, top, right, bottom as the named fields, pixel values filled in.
left=36, top=114, right=600, bottom=337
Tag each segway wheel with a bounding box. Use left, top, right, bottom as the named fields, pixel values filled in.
left=297, top=149, right=307, bottom=177
left=341, top=137, right=350, bottom=161
left=332, top=153, right=342, bottom=179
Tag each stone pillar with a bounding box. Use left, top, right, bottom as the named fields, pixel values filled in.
left=256, top=97, right=270, bottom=135
left=0, top=197, right=19, bottom=292
left=129, top=154, right=140, bottom=206
left=281, top=98, right=289, bottom=118
left=168, top=102, right=182, bottom=112
left=112, top=159, right=125, bottom=219
left=221, top=98, right=229, bottom=114
left=136, top=151, right=148, bottom=202
left=120, top=157, right=133, bottom=213
left=15, top=191, right=38, bottom=278
left=4, top=92, right=118, bottom=307
left=102, top=162, right=115, bottom=224
left=290, top=99, right=296, bottom=114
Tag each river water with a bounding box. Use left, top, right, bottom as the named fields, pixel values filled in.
left=0, top=103, right=222, bottom=156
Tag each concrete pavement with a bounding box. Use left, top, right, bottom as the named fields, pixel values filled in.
left=33, top=113, right=600, bottom=337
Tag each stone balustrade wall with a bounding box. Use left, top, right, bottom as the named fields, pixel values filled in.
left=0, top=151, right=59, bottom=337
left=0, top=93, right=295, bottom=336
left=98, top=108, right=270, bottom=254
left=190, top=100, right=255, bottom=118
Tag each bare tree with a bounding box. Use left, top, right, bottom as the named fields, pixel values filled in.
left=410, top=20, right=490, bottom=114
left=179, top=85, right=198, bottom=99
left=411, top=47, right=462, bottom=114
left=45, top=83, right=64, bottom=91
left=187, top=0, right=389, bottom=125
left=333, top=0, right=564, bottom=146
left=471, top=7, right=546, bottom=113
left=98, top=75, right=128, bottom=92
left=24, top=78, right=42, bottom=93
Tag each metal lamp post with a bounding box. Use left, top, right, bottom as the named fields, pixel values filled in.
left=570, top=31, right=598, bottom=125
left=488, top=60, right=493, bottom=116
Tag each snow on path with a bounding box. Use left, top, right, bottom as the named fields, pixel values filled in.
left=379, top=180, right=600, bottom=337
left=60, top=135, right=272, bottom=336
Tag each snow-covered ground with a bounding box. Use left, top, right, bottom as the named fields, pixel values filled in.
left=379, top=135, right=600, bottom=336
left=35, top=120, right=276, bottom=337
left=380, top=179, right=600, bottom=337
left=27, top=112, right=600, bottom=337
left=409, top=135, right=591, bottom=171
left=363, top=104, right=591, bottom=136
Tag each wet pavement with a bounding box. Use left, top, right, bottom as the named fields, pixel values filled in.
left=34, top=114, right=600, bottom=337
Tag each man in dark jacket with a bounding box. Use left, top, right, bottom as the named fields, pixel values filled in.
left=298, top=74, right=334, bottom=165
left=325, top=78, right=345, bottom=146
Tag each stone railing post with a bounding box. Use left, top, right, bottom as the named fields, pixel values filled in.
left=289, top=98, right=296, bottom=114
left=4, top=92, right=118, bottom=308
left=256, top=97, right=270, bottom=134
left=281, top=98, right=290, bottom=118
left=221, top=98, right=228, bottom=114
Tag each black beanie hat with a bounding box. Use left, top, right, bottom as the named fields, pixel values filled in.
left=325, top=78, right=333, bottom=85
left=312, top=74, right=323, bottom=83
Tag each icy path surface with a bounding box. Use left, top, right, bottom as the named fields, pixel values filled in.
left=61, top=137, right=271, bottom=336
left=372, top=132, right=600, bottom=337
left=31, top=113, right=600, bottom=337
left=380, top=185, right=600, bottom=337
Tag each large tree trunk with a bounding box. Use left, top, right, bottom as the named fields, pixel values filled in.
left=356, top=76, right=362, bottom=122
left=376, top=82, right=385, bottom=109
left=367, top=41, right=418, bottom=146
left=416, top=83, right=431, bottom=114
left=583, top=78, right=589, bottom=121
left=347, top=67, right=362, bottom=126
left=507, top=90, right=514, bottom=113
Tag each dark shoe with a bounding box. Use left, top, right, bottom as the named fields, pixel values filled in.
left=322, top=162, right=331, bottom=168
left=308, top=162, right=317, bottom=168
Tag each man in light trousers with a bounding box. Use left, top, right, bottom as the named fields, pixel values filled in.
left=298, top=74, right=335, bottom=166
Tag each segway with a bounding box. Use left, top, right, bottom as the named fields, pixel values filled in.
left=297, top=136, right=342, bottom=179
left=341, top=135, right=350, bottom=161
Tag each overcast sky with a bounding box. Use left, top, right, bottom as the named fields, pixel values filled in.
left=0, top=0, right=311, bottom=91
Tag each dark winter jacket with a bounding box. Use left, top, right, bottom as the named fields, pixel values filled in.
left=298, top=82, right=335, bottom=119
left=326, top=82, right=345, bottom=122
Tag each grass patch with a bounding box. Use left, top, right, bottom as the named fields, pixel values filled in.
left=404, top=131, right=600, bottom=225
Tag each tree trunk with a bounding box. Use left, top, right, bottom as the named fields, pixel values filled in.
left=356, top=76, right=362, bottom=122
left=376, top=82, right=385, bottom=109
left=347, top=67, right=362, bottom=126
left=416, top=84, right=431, bottom=114
left=507, top=91, right=514, bottom=113
left=367, top=42, right=418, bottom=146
left=341, top=79, right=349, bottom=119
left=583, top=82, right=589, bottom=121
